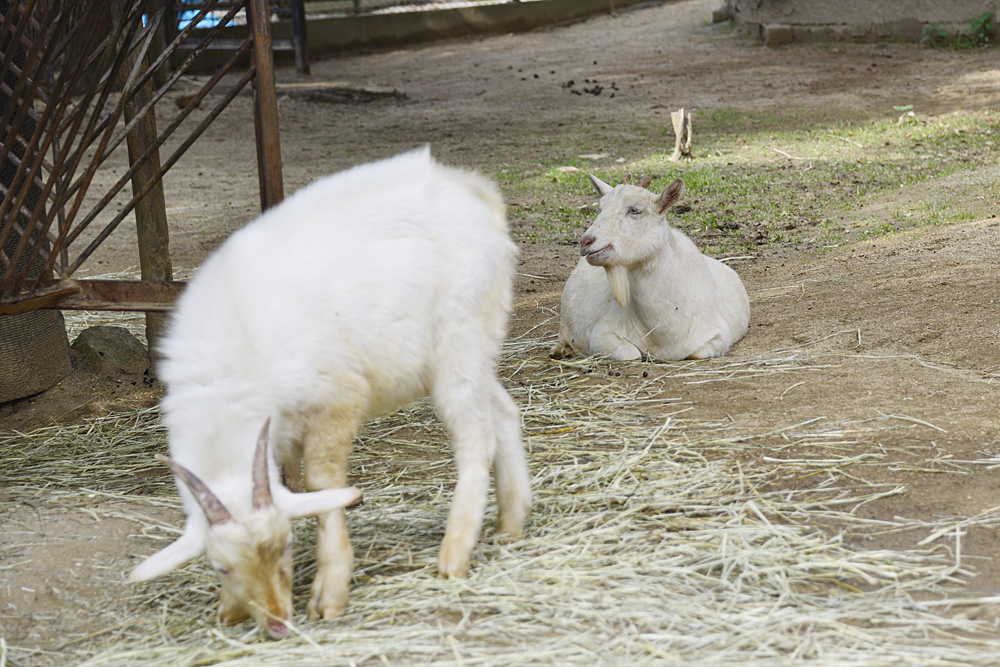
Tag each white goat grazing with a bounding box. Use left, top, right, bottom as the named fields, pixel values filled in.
left=130, top=147, right=533, bottom=638
left=551, top=175, right=749, bottom=361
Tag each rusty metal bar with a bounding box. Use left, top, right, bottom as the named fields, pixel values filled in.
left=0, top=278, right=185, bottom=315
left=52, top=0, right=246, bottom=222
left=0, top=2, right=121, bottom=281
left=0, top=0, right=40, bottom=127
left=0, top=0, right=56, bottom=250
left=3, top=2, right=140, bottom=297
left=0, top=79, right=45, bottom=127
left=0, top=0, right=26, bottom=73
left=0, top=217, right=51, bottom=276
left=52, top=0, right=160, bottom=152
left=62, top=36, right=254, bottom=249
left=0, top=178, right=51, bottom=248
left=2, top=0, right=287, bottom=314
left=66, top=45, right=255, bottom=274
left=0, top=0, right=68, bottom=296
left=0, top=281, right=78, bottom=315
left=0, top=139, right=53, bottom=196
left=37, top=3, right=160, bottom=280
left=61, top=279, right=185, bottom=311
left=2, top=2, right=147, bottom=292
left=61, top=0, right=219, bottom=153
left=50, top=29, right=125, bottom=140
left=68, top=64, right=255, bottom=274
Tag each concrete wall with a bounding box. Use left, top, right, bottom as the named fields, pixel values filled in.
left=308, top=0, right=660, bottom=52
left=181, top=0, right=663, bottom=70
left=730, top=0, right=997, bottom=45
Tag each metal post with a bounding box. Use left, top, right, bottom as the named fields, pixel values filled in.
left=290, top=0, right=309, bottom=75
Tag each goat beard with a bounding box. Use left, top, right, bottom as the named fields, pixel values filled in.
left=604, top=265, right=630, bottom=309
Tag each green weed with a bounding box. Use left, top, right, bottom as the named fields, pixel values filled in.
left=962, top=12, right=993, bottom=47
left=921, top=12, right=994, bottom=48
left=921, top=21, right=947, bottom=47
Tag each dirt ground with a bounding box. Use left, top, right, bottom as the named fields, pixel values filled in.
left=3, top=0, right=1000, bottom=658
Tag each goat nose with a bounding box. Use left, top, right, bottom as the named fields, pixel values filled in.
left=268, top=619, right=289, bottom=639
left=580, top=235, right=595, bottom=256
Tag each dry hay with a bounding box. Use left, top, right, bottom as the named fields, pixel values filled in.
left=4, top=329, right=1000, bottom=666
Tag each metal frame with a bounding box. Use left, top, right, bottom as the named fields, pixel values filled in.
left=0, top=0, right=284, bottom=315
left=164, top=0, right=310, bottom=74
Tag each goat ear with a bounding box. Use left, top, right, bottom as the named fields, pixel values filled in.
left=589, top=174, right=614, bottom=197
left=129, top=527, right=205, bottom=582
left=656, top=178, right=685, bottom=214
left=274, top=486, right=363, bottom=520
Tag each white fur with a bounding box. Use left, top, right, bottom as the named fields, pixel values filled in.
left=130, top=147, right=532, bottom=632
left=552, top=175, right=749, bottom=361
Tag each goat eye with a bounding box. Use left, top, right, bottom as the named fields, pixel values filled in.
left=213, top=563, right=230, bottom=576
left=627, top=206, right=642, bottom=216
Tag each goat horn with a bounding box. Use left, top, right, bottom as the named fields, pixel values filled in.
left=620, top=173, right=632, bottom=185
left=252, top=418, right=273, bottom=510
left=637, top=175, right=653, bottom=189
left=157, top=454, right=233, bottom=525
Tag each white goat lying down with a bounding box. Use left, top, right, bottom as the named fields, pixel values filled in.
left=551, top=175, right=750, bottom=361
left=130, top=148, right=532, bottom=639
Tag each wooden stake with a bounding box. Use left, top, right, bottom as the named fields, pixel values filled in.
left=248, top=0, right=285, bottom=211
left=112, top=0, right=173, bottom=366
left=669, top=108, right=692, bottom=161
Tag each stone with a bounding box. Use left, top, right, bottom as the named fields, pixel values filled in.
left=71, top=326, right=149, bottom=375
left=763, top=24, right=794, bottom=46
left=712, top=5, right=733, bottom=23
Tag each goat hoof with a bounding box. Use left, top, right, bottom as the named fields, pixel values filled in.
left=495, top=527, right=524, bottom=543
left=497, top=508, right=529, bottom=539
left=549, top=341, right=574, bottom=360
left=497, top=520, right=525, bottom=541
left=307, top=598, right=347, bottom=620
left=437, top=548, right=471, bottom=579
left=307, top=580, right=349, bottom=620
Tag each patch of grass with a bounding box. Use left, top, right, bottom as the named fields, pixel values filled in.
left=499, top=106, right=999, bottom=257
left=857, top=221, right=897, bottom=241
left=497, top=161, right=597, bottom=244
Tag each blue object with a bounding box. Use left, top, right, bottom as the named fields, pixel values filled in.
left=178, top=0, right=223, bottom=29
